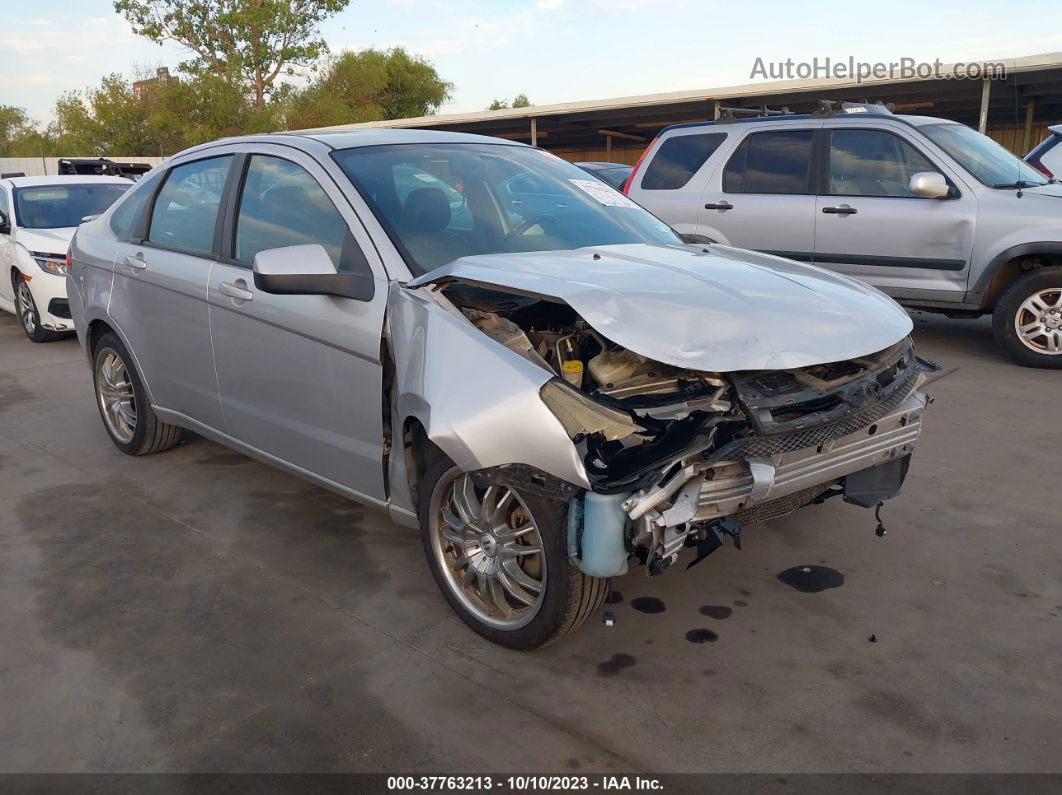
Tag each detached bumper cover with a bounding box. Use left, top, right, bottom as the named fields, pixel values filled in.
left=693, top=390, right=926, bottom=523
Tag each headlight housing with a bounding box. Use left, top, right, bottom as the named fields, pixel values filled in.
left=31, top=252, right=68, bottom=276
left=540, top=379, right=643, bottom=442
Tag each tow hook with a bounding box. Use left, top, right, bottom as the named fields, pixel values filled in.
left=874, top=502, right=887, bottom=538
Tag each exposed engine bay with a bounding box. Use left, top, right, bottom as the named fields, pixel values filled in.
left=440, top=281, right=931, bottom=576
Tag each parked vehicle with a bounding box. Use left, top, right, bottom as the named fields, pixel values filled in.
left=58, top=158, right=154, bottom=180
left=69, top=130, right=931, bottom=648
left=1, top=175, right=131, bottom=341
left=1025, top=124, right=1062, bottom=179
left=626, top=102, right=1062, bottom=368
left=576, top=161, right=634, bottom=190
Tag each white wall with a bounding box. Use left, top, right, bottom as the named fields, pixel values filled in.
left=0, top=156, right=166, bottom=177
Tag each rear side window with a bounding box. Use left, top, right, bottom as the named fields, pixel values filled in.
left=234, top=154, right=367, bottom=274
left=148, top=156, right=233, bottom=255
left=110, top=170, right=164, bottom=242
left=723, top=130, right=814, bottom=194
left=641, top=133, right=727, bottom=190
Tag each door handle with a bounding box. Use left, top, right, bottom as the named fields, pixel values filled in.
left=219, top=281, right=253, bottom=302
left=704, top=201, right=733, bottom=211
left=124, top=253, right=147, bottom=270
left=822, top=205, right=858, bottom=215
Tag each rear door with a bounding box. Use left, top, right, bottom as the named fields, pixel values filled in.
left=812, top=125, right=975, bottom=296
left=208, top=146, right=389, bottom=501
left=701, top=125, right=820, bottom=256
left=109, top=153, right=234, bottom=430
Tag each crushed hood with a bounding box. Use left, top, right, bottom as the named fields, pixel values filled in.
left=408, top=243, right=913, bottom=372
left=17, top=227, right=75, bottom=256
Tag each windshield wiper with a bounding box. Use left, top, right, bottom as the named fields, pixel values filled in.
left=992, top=180, right=1044, bottom=189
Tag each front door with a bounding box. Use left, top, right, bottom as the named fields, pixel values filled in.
left=109, top=154, right=233, bottom=430
left=813, top=127, right=976, bottom=296
left=208, top=149, right=389, bottom=501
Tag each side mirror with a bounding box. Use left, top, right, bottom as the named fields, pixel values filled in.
left=252, top=244, right=375, bottom=302
left=909, top=171, right=950, bottom=199
left=0, top=210, right=10, bottom=235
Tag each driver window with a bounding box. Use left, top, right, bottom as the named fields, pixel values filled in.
left=828, top=129, right=939, bottom=197
left=235, top=155, right=368, bottom=274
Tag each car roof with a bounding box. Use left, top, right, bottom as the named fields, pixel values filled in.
left=3, top=175, right=133, bottom=188
left=176, top=127, right=529, bottom=160
left=659, top=113, right=960, bottom=136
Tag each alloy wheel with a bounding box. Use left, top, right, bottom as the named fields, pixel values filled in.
left=96, top=349, right=137, bottom=443
left=430, top=472, right=547, bottom=630
left=16, top=280, right=37, bottom=335
left=1014, top=287, right=1062, bottom=355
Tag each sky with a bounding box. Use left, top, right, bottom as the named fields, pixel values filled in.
left=3, top=0, right=1062, bottom=123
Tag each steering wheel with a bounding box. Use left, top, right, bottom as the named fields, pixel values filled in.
left=507, top=213, right=561, bottom=240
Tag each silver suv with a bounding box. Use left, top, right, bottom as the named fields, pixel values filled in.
left=69, top=130, right=931, bottom=648
left=627, top=103, right=1062, bottom=368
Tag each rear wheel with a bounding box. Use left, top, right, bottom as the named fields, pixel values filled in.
left=419, top=459, right=607, bottom=649
left=993, top=267, right=1062, bottom=368
left=13, top=275, right=62, bottom=343
left=92, top=332, right=183, bottom=455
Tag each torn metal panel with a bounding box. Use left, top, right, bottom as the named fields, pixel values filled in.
left=385, top=281, right=589, bottom=516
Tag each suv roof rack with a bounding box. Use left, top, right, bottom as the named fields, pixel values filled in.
left=813, top=100, right=895, bottom=116
left=715, top=104, right=795, bottom=123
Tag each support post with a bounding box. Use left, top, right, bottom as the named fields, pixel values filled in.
left=978, top=79, right=991, bottom=134
left=605, top=133, right=612, bottom=159
left=1023, top=99, right=1036, bottom=154
left=713, top=100, right=721, bottom=121
left=530, top=117, right=538, bottom=147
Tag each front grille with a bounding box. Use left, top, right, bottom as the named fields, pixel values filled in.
left=733, top=482, right=834, bottom=525
left=706, top=367, right=919, bottom=463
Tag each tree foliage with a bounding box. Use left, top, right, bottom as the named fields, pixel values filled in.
left=113, top=0, right=350, bottom=109
left=287, top=48, right=452, bottom=128
left=487, top=93, right=531, bottom=111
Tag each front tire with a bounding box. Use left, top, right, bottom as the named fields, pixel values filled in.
left=992, top=267, right=1062, bottom=368
left=419, top=458, right=607, bottom=650
left=13, top=275, right=63, bottom=343
left=92, top=332, right=183, bottom=455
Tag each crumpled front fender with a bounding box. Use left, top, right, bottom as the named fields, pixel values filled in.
left=385, top=283, right=590, bottom=516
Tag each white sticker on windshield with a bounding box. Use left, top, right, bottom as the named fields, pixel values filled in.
left=569, top=178, right=638, bottom=208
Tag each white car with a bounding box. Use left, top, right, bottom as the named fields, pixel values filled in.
left=1026, top=123, right=1062, bottom=180
left=1, top=175, right=131, bottom=341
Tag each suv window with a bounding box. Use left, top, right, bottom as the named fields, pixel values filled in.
left=148, top=156, right=233, bottom=255
left=642, top=133, right=727, bottom=190
left=828, top=129, right=939, bottom=197
left=235, top=155, right=366, bottom=273
left=110, top=170, right=164, bottom=242
left=723, top=130, right=814, bottom=194
left=0, top=186, right=9, bottom=223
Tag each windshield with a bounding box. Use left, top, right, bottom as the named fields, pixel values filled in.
left=14, top=183, right=130, bottom=229
left=332, top=143, right=681, bottom=274
left=921, top=123, right=1048, bottom=188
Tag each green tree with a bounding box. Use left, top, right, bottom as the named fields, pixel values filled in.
left=287, top=48, right=452, bottom=129
left=114, top=0, right=350, bottom=110
left=0, top=106, right=33, bottom=155
left=52, top=75, right=156, bottom=154
left=487, top=94, right=531, bottom=111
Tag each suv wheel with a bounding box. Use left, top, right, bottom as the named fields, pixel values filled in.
left=419, top=458, right=607, bottom=650
left=13, top=274, right=62, bottom=343
left=92, top=332, right=183, bottom=455
left=993, top=267, right=1062, bottom=368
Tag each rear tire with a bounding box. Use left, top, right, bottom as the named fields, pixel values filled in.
left=992, top=267, right=1062, bottom=368
left=13, top=274, right=63, bottom=343
left=92, top=332, right=183, bottom=455
left=419, top=457, right=606, bottom=650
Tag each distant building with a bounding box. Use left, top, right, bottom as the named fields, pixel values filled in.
left=132, top=67, right=175, bottom=100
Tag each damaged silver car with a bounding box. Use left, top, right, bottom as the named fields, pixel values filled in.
left=68, top=130, right=933, bottom=649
